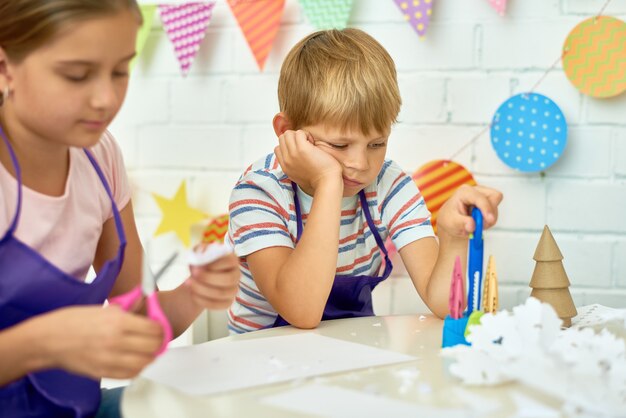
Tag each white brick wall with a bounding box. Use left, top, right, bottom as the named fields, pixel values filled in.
left=113, top=0, right=626, bottom=344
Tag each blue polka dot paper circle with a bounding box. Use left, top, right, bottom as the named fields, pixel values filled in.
left=490, top=93, right=567, bottom=172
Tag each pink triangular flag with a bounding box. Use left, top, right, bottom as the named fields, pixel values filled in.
left=393, top=0, right=434, bottom=38
left=158, top=2, right=216, bottom=76
left=228, top=0, right=285, bottom=71
left=487, top=0, right=507, bottom=16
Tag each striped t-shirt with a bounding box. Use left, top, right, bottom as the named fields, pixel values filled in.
left=227, top=153, right=434, bottom=334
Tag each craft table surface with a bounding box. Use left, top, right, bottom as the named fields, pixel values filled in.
left=122, top=314, right=560, bottom=417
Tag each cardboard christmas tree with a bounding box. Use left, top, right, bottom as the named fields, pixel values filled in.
left=529, top=225, right=577, bottom=327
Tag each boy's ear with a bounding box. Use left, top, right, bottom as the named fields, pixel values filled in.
left=272, top=113, right=292, bottom=137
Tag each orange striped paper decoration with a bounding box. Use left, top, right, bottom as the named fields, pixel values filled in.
left=201, top=214, right=230, bottom=244
left=563, top=16, right=626, bottom=98
left=412, top=160, right=476, bottom=232
left=228, top=0, right=285, bottom=70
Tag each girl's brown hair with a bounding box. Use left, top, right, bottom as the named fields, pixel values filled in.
left=0, top=0, right=141, bottom=63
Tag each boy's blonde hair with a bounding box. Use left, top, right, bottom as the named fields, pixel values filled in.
left=278, top=28, right=401, bottom=136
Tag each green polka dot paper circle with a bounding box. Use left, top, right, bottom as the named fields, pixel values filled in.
left=490, top=93, right=567, bottom=172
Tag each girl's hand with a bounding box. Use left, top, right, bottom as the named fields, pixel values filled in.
left=274, top=129, right=343, bottom=194
left=186, top=253, right=240, bottom=310
left=437, top=185, right=503, bottom=237
left=40, top=305, right=163, bottom=379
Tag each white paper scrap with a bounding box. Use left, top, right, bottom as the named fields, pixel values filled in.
left=142, top=333, right=416, bottom=396
left=187, top=241, right=232, bottom=266
left=261, top=384, right=469, bottom=418
left=442, top=297, right=626, bottom=417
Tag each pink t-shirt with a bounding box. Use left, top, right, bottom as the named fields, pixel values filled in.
left=0, top=131, right=131, bottom=280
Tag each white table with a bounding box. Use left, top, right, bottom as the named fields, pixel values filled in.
left=122, top=314, right=562, bottom=417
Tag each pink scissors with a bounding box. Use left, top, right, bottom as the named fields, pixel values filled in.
left=109, top=251, right=177, bottom=355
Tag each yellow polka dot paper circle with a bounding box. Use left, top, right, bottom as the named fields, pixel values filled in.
left=563, top=16, right=626, bottom=98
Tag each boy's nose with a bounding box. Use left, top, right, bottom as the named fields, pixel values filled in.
left=344, top=150, right=369, bottom=171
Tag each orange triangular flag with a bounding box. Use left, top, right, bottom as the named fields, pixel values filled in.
left=228, top=0, right=285, bottom=70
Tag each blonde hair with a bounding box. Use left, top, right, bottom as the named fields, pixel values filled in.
left=278, top=28, right=401, bottom=136
left=0, top=0, right=141, bottom=63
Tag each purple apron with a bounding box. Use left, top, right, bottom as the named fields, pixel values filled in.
left=272, top=182, right=393, bottom=327
left=0, top=126, right=126, bottom=417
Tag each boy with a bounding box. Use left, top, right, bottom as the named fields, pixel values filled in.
left=227, top=28, right=502, bottom=334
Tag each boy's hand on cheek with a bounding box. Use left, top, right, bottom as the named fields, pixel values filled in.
left=274, top=130, right=343, bottom=194
left=437, top=185, right=503, bottom=238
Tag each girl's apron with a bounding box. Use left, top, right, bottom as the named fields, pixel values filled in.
left=0, top=126, right=126, bottom=417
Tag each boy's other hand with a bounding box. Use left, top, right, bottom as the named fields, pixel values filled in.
left=274, top=129, right=343, bottom=194
left=437, top=185, right=503, bottom=237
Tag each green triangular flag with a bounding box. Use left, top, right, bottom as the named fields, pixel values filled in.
left=299, top=0, right=354, bottom=30
left=130, top=4, right=157, bottom=71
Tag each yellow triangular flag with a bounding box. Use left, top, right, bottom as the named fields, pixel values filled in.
left=130, top=5, right=157, bottom=71
left=152, top=181, right=208, bottom=247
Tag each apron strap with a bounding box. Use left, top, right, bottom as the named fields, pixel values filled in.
left=291, top=182, right=303, bottom=242
left=83, top=149, right=127, bottom=248
left=0, top=125, right=23, bottom=234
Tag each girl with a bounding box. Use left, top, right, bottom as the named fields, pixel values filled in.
left=0, top=1, right=240, bottom=417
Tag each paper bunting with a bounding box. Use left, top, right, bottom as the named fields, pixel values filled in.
left=201, top=214, right=229, bottom=244
left=228, top=0, right=285, bottom=70
left=131, top=5, right=157, bottom=71
left=486, top=0, right=507, bottom=16
left=153, top=181, right=208, bottom=247
left=412, top=160, right=476, bottom=232
left=299, top=0, right=354, bottom=30
left=490, top=93, right=567, bottom=172
left=562, top=16, right=626, bottom=98
left=158, top=2, right=216, bottom=76
left=393, top=0, right=434, bottom=38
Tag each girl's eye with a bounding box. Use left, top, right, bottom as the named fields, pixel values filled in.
left=113, top=68, right=130, bottom=78
left=64, top=74, right=88, bottom=82
left=330, top=144, right=348, bottom=149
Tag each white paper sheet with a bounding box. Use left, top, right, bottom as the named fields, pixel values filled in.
left=141, top=333, right=416, bottom=396
left=261, top=384, right=468, bottom=418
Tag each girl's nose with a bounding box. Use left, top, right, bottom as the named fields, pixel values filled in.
left=90, top=79, right=118, bottom=110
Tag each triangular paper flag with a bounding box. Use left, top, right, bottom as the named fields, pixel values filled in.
left=131, top=5, right=157, bottom=71
left=486, top=0, right=507, bottom=16
left=158, top=2, right=216, bottom=76
left=393, top=0, right=434, bottom=38
left=153, top=181, right=208, bottom=247
left=299, top=0, right=354, bottom=30
left=228, top=0, right=285, bottom=70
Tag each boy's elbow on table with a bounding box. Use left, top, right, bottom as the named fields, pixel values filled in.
left=280, top=309, right=323, bottom=330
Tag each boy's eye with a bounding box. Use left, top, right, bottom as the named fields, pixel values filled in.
left=370, top=142, right=387, bottom=148
left=113, top=71, right=129, bottom=79
left=330, top=144, right=348, bottom=149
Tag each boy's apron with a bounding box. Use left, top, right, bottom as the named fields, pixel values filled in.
left=272, top=182, right=393, bottom=327
left=0, top=126, right=126, bottom=418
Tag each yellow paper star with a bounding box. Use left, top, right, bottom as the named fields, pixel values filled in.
left=152, top=181, right=208, bottom=247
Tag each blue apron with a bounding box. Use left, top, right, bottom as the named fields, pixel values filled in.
left=272, top=182, right=393, bottom=327
left=0, top=126, right=126, bottom=417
